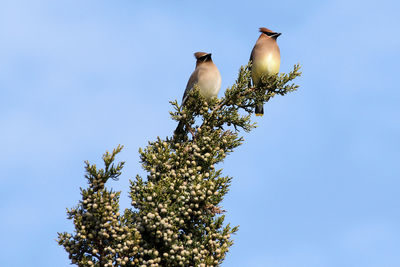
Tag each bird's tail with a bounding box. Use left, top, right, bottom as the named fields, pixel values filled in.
left=174, top=121, right=185, bottom=137
left=255, top=102, right=264, bottom=116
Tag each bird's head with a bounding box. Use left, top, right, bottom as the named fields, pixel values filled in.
left=194, top=52, right=212, bottom=63
left=259, top=27, right=281, bottom=39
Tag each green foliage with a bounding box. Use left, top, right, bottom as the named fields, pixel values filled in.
left=58, top=146, right=142, bottom=267
left=170, top=63, right=301, bottom=136
left=58, top=64, right=301, bottom=266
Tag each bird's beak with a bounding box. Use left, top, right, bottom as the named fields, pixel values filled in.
left=273, top=33, right=281, bottom=38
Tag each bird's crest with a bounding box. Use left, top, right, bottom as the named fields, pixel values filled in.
left=259, top=27, right=275, bottom=34
left=194, top=52, right=210, bottom=59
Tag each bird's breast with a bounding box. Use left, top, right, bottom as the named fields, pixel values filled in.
left=252, top=52, right=280, bottom=85
left=197, top=67, right=221, bottom=99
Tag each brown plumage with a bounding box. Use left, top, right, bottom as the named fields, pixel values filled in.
left=259, top=27, right=275, bottom=34
left=250, top=27, right=281, bottom=116
left=194, top=52, right=209, bottom=59
left=174, top=52, right=221, bottom=136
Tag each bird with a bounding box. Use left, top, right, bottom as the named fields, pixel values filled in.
left=174, top=52, right=221, bottom=136
left=249, top=27, right=281, bottom=116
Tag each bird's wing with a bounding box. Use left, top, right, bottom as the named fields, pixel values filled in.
left=182, top=68, right=199, bottom=106
left=248, top=47, right=255, bottom=87
left=249, top=46, right=255, bottom=71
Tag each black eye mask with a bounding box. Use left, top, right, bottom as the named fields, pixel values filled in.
left=263, top=32, right=281, bottom=38
left=199, top=55, right=210, bottom=62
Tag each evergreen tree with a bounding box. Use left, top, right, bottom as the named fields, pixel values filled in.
left=58, top=63, right=301, bottom=266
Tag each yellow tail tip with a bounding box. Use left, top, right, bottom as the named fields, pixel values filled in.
left=255, top=113, right=264, bottom=117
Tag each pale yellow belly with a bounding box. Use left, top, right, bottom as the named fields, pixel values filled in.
left=197, top=70, right=221, bottom=99
left=252, top=54, right=280, bottom=85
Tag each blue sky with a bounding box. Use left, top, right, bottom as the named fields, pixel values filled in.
left=1, top=0, right=399, bottom=266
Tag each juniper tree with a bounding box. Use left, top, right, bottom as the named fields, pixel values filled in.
left=58, top=63, right=301, bottom=267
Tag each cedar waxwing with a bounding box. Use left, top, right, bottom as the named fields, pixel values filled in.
left=250, top=27, right=281, bottom=116
left=175, top=52, right=221, bottom=135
